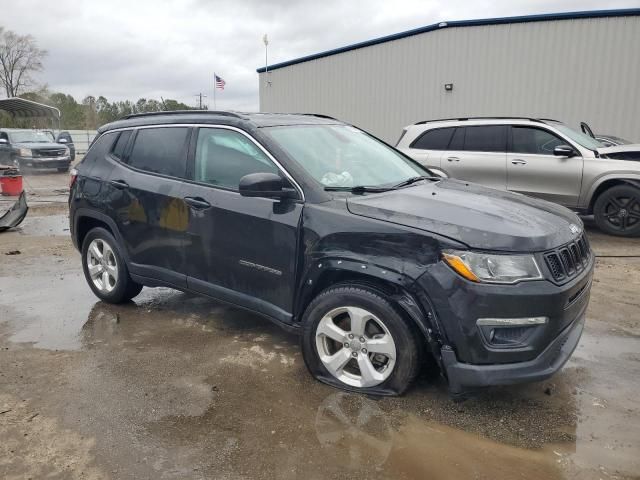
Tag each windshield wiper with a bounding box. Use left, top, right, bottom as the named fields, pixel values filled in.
left=391, top=175, right=439, bottom=189
left=324, top=185, right=392, bottom=193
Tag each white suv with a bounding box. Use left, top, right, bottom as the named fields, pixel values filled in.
left=396, top=117, right=640, bottom=237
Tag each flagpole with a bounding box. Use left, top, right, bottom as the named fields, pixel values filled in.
left=213, top=72, right=217, bottom=110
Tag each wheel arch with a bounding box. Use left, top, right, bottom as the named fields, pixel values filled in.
left=73, top=209, right=127, bottom=260
left=588, top=177, right=640, bottom=212
left=295, top=260, right=443, bottom=359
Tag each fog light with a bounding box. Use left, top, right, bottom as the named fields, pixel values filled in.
left=477, top=317, right=548, bottom=326
left=477, top=317, right=548, bottom=347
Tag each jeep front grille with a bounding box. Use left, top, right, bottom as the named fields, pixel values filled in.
left=544, top=234, right=591, bottom=282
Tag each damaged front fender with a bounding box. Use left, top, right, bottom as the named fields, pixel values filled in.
left=0, top=191, right=28, bottom=232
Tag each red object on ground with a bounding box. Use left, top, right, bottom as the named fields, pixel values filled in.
left=0, top=174, right=23, bottom=196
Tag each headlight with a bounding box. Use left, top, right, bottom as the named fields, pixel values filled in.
left=64, top=146, right=70, bottom=155
left=442, top=249, right=542, bottom=284
left=18, top=148, right=32, bottom=157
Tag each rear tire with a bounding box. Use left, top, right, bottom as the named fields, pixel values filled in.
left=593, top=185, right=640, bottom=237
left=301, top=285, right=422, bottom=396
left=81, top=227, right=143, bottom=303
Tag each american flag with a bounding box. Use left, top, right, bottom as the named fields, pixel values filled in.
left=215, top=74, right=226, bottom=90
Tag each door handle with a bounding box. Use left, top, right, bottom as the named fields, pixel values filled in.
left=184, top=196, right=211, bottom=210
left=447, top=157, right=460, bottom=162
left=109, top=179, right=129, bottom=189
left=511, top=159, right=527, bottom=165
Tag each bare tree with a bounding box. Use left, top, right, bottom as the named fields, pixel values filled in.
left=0, top=27, right=47, bottom=98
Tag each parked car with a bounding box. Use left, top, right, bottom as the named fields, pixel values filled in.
left=397, top=117, right=640, bottom=236
left=0, top=128, right=72, bottom=172
left=69, top=111, right=593, bottom=397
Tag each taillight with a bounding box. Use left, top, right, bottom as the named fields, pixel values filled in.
left=69, top=168, right=78, bottom=188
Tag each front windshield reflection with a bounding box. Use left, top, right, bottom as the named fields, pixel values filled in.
left=265, top=124, right=428, bottom=188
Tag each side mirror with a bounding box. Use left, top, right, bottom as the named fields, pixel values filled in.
left=0, top=138, right=7, bottom=144
left=58, top=138, right=68, bottom=144
left=553, top=145, right=575, bottom=158
left=239, top=172, right=297, bottom=199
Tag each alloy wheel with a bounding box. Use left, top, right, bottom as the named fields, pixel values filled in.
left=602, top=194, right=640, bottom=232
left=315, top=306, right=397, bottom=388
left=86, top=239, right=119, bottom=293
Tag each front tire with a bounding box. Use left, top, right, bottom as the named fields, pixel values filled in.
left=594, top=185, right=640, bottom=237
left=301, top=285, right=421, bottom=395
left=81, top=227, right=143, bottom=303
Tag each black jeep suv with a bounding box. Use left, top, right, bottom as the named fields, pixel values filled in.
left=69, top=111, right=593, bottom=396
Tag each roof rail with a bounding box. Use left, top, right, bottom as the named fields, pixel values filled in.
left=274, top=113, right=338, bottom=121
left=122, top=110, right=245, bottom=120
left=413, top=116, right=556, bottom=125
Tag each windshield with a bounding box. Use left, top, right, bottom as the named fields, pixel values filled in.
left=264, top=124, right=429, bottom=189
left=8, top=130, right=54, bottom=143
left=548, top=123, right=604, bottom=150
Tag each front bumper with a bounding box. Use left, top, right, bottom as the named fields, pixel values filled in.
left=416, top=249, right=593, bottom=394
left=441, top=308, right=586, bottom=394
left=17, top=155, right=71, bottom=169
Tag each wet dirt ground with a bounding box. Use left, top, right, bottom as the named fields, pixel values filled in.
left=1, top=171, right=639, bottom=479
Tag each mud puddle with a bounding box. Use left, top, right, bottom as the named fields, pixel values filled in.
left=1, top=257, right=639, bottom=479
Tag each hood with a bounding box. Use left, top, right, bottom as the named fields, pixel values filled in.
left=597, top=144, right=640, bottom=156
left=346, top=180, right=582, bottom=252
left=14, top=141, right=66, bottom=150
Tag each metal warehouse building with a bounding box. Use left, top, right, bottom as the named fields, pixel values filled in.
left=257, top=9, right=640, bottom=144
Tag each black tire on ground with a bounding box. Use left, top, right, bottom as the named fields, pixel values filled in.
left=81, top=227, right=143, bottom=303
left=593, top=184, right=640, bottom=237
left=301, top=284, right=422, bottom=396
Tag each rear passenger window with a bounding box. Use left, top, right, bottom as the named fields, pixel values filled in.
left=81, top=132, right=117, bottom=169
left=193, top=128, right=279, bottom=190
left=448, top=127, right=465, bottom=150
left=411, top=128, right=455, bottom=150
left=127, top=127, right=190, bottom=178
left=111, top=130, right=132, bottom=160
left=511, top=127, right=565, bottom=155
left=463, top=126, right=506, bottom=152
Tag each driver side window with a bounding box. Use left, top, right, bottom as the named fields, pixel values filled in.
left=511, top=127, right=565, bottom=155
left=193, top=128, right=279, bottom=190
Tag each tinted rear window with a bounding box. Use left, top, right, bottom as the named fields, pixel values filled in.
left=449, top=127, right=465, bottom=150
left=463, top=126, right=506, bottom=152
left=111, top=130, right=132, bottom=160
left=81, top=132, right=117, bottom=170
left=127, top=127, right=190, bottom=178
left=411, top=127, right=455, bottom=150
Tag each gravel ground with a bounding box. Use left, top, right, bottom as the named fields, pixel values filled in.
left=0, top=171, right=639, bottom=480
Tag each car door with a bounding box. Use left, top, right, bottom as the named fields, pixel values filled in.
left=507, top=126, right=583, bottom=207
left=441, top=125, right=507, bottom=190
left=182, top=126, right=303, bottom=322
left=0, top=131, right=10, bottom=164
left=106, top=126, right=191, bottom=287
left=56, top=131, right=75, bottom=160
left=402, top=126, right=455, bottom=172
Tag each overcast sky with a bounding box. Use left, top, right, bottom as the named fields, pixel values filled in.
left=2, top=0, right=637, bottom=110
